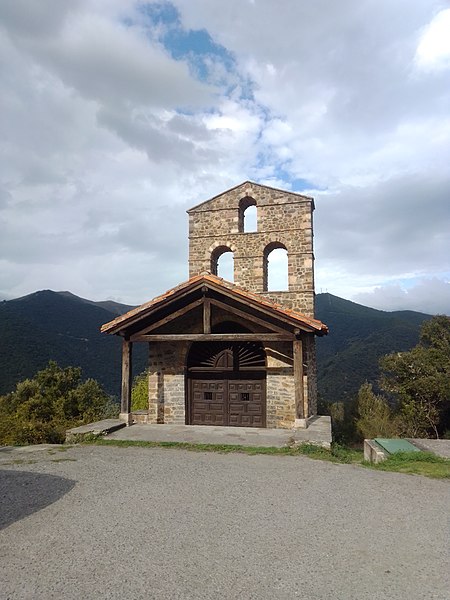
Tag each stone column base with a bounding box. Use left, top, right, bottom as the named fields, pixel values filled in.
left=119, top=412, right=133, bottom=426
left=294, top=418, right=309, bottom=429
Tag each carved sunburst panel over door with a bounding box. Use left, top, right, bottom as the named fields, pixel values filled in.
left=237, top=343, right=266, bottom=369
left=187, top=337, right=267, bottom=427
left=187, top=342, right=265, bottom=371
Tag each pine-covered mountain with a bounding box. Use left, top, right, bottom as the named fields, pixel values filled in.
left=0, top=290, right=432, bottom=403
left=315, top=293, right=431, bottom=404
left=0, top=291, right=147, bottom=398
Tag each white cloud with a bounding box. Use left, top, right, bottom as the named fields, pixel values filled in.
left=1, top=3, right=212, bottom=110
left=415, top=8, right=450, bottom=71
left=313, top=172, right=450, bottom=313
left=0, top=0, right=449, bottom=315
left=354, top=278, right=450, bottom=315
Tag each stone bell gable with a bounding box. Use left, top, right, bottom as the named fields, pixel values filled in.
left=187, top=181, right=315, bottom=317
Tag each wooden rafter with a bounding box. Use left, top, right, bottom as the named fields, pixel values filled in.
left=203, top=298, right=211, bottom=334
left=133, top=299, right=203, bottom=335
left=209, top=298, right=291, bottom=334
left=208, top=286, right=317, bottom=332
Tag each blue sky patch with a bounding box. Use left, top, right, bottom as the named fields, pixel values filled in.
left=139, top=2, right=238, bottom=88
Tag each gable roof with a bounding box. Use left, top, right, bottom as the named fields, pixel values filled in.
left=187, top=181, right=313, bottom=213
left=101, top=274, right=328, bottom=337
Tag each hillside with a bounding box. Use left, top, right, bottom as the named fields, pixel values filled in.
left=0, top=290, right=432, bottom=404
left=56, top=291, right=135, bottom=315
left=0, top=291, right=146, bottom=397
left=315, top=293, right=431, bottom=404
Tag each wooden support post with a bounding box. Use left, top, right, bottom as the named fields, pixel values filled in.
left=293, top=339, right=306, bottom=426
left=203, top=298, right=211, bottom=334
left=303, top=375, right=309, bottom=421
left=120, top=338, right=133, bottom=425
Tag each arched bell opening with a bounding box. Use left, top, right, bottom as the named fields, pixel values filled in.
left=263, top=242, right=289, bottom=291
left=211, top=246, right=234, bottom=282
left=186, top=322, right=266, bottom=427
left=238, top=196, right=257, bottom=233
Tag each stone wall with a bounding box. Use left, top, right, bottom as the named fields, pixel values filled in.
left=263, top=337, right=317, bottom=426
left=265, top=342, right=296, bottom=428
left=147, top=342, right=189, bottom=425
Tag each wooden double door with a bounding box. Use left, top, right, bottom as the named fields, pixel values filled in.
left=187, top=340, right=267, bottom=428
left=189, top=378, right=266, bottom=428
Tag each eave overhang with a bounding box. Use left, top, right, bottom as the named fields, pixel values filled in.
left=100, top=274, right=328, bottom=339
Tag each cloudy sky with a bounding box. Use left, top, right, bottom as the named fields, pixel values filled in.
left=1, top=0, right=449, bottom=314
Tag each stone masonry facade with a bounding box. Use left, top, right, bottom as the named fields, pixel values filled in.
left=143, top=182, right=318, bottom=428
left=187, top=181, right=315, bottom=317
left=147, top=342, right=189, bottom=425
left=145, top=337, right=316, bottom=428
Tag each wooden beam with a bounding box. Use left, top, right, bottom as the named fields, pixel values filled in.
left=130, top=333, right=294, bottom=342
left=293, top=339, right=304, bottom=420
left=120, top=339, right=132, bottom=417
left=210, top=298, right=290, bottom=334
left=135, top=299, right=203, bottom=335
left=209, top=286, right=317, bottom=333
left=203, top=298, right=211, bottom=334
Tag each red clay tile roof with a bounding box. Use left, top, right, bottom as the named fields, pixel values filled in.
left=101, top=274, right=328, bottom=335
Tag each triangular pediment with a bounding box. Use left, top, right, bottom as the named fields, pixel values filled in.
left=101, top=275, right=327, bottom=340
left=187, top=181, right=313, bottom=213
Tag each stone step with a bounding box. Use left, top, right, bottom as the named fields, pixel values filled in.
left=66, top=419, right=126, bottom=443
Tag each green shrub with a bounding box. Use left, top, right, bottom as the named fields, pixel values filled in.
left=380, top=315, right=450, bottom=438
left=131, top=371, right=148, bottom=411
left=0, top=361, right=117, bottom=445
left=329, top=399, right=358, bottom=444
left=355, top=382, right=400, bottom=440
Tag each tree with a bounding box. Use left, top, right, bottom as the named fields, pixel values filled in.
left=0, top=361, right=117, bottom=445
left=131, top=371, right=148, bottom=411
left=327, top=399, right=358, bottom=445
left=355, top=382, right=399, bottom=440
left=380, top=315, right=450, bottom=438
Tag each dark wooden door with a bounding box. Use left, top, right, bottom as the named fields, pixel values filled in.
left=228, top=380, right=265, bottom=427
left=187, top=340, right=266, bottom=428
left=190, top=380, right=227, bottom=426
left=189, top=378, right=266, bottom=427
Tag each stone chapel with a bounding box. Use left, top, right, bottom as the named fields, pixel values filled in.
left=101, top=181, right=328, bottom=429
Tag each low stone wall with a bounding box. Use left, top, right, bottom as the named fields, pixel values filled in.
left=148, top=342, right=188, bottom=425
left=364, top=439, right=388, bottom=463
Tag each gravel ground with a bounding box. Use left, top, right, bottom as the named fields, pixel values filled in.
left=0, top=444, right=449, bottom=600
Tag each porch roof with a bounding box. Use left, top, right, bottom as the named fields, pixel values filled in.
left=101, top=274, right=328, bottom=337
